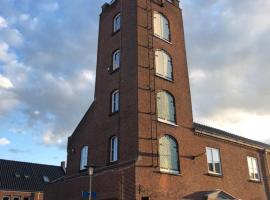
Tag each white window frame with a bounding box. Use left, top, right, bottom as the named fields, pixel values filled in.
left=206, top=147, right=222, bottom=175
left=113, top=13, right=121, bottom=32
left=110, top=136, right=118, bottom=162
left=247, top=156, right=260, bottom=181
left=112, top=49, right=120, bottom=71
left=159, top=135, right=180, bottom=174
left=80, top=146, right=88, bottom=170
left=155, top=49, right=173, bottom=81
left=153, top=12, right=170, bottom=42
left=111, top=90, right=119, bottom=113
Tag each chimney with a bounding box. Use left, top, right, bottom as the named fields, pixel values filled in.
left=60, top=161, right=66, bottom=173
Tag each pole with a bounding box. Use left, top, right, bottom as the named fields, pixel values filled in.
left=89, top=173, right=92, bottom=200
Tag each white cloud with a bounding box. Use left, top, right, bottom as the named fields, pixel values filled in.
left=0, top=137, right=10, bottom=146
left=197, top=109, right=270, bottom=142
left=41, top=2, right=59, bottom=12
left=42, top=130, right=64, bottom=146
left=0, top=42, right=13, bottom=63
left=0, top=16, right=8, bottom=28
left=0, top=74, right=14, bottom=89
left=19, top=14, right=30, bottom=21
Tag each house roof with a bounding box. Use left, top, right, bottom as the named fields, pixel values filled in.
left=205, top=189, right=239, bottom=200
left=0, top=159, right=65, bottom=192
left=194, top=123, right=270, bottom=149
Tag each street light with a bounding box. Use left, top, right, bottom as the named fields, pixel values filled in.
left=87, top=165, right=94, bottom=200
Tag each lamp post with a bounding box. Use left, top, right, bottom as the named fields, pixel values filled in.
left=87, top=166, right=94, bottom=200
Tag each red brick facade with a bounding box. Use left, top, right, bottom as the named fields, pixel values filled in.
left=0, top=191, right=43, bottom=200
left=45, top=0, right=270, bottom=199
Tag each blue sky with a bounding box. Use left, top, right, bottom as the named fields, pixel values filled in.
left=0, top=0, right=270, bottom=166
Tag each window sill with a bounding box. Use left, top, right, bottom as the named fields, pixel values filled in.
left=112, top=29, right=120, bottom=36
left=109, top=67, right=120, bottom=74
left=206, top=172, right=223, bottom=178
left=155, top=74, right=173, bottom=82
left=249, top=179, right=261, bottom=183
left=157, top=118, right=178, bottom=127
left=79, top=169, right=87, bottom=173
left=153, top=34, right=172, bottom=45
left=108, top=160, right=119, bottom=165
left=158, top=169, right=181, bottom=176
left=109, top=111, right=119, bottom=116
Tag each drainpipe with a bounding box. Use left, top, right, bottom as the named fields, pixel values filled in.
left=264, top=149, right=270, bottom=200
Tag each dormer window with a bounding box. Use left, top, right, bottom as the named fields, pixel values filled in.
left=43, top=176, right=50, bottom=183
left=15, top=173, right=20, bottom=178
left=113, top=13, right=121, bottom=32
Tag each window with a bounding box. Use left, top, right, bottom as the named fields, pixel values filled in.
left=155, top=50, right=173, bottom=80
left=113, top=13, right=121, bottom=32
left=3, top=197, right=10, bottom=200
left=112, top=49, right=120, bottom=71
left=206, top=147, right=222, bottom=175
left=157, top=91, right=176, bottom=124
left=80, top=146, right=88, bottom=170
left=23, top=198, right=30, bottom=200
left=153, top=12, right=170, bottom=41
left=111, top=90, right=119, bottom=113
left=110, top=136, right=118, bottom=162
left=159, top=135, right=179, bottom=173
left=43, top=176, right=50, bottom=183
left=247, top=156, right=260, bottom=181
left=13, top=197, right=20, bottom=200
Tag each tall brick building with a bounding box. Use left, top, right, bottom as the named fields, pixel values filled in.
left=45, top=0, right=270, bottom=199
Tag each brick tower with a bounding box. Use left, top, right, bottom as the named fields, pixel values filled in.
left=45, top=0, right=270, bottom=200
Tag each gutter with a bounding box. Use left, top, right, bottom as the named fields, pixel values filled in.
left=195, top=130, right=270, bottom=151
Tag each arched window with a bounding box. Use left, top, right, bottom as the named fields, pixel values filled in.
left=113, top=13, right=121, bottom=32
left=155, top=50, right=173, bottom=80
left=111, top=90, right=119, bottom=113
left=153, top=12, right=170, bottom=41
left=159, top=135, right=179, bottom=173
left=80, top=146, right=88, bottom=170
left=157, top=91, right=176, bottom=124
left=110, top=136, right=118, bottom=162
left=112, top=49, right=120, bottom=71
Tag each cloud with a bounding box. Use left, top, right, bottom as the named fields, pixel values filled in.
left=0, top=16, right=8, bottom=28
left=0, top=137, right=10, bottom=146
left=42, top=130, right=65, bottom=146
left=0, top=74, right=14, bottom=89
left=183, top=0, right=270, bottom=140
left=40, top=2, right=59, bottom=12
left=0, top=0, right=268, bottom=155
left=8, top=148, right=30, bottom=154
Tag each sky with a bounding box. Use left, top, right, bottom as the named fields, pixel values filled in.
left=0, top=0, right=269, bottom=166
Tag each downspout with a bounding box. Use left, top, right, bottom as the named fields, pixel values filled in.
left=264, top=149, right=270, bottom=200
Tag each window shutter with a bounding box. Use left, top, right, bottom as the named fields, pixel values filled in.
left=153, top=12, right=161, bottom=36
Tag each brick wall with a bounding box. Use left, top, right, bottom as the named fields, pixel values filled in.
left=0, top=191, right=43, bottom=200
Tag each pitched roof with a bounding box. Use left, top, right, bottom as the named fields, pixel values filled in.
left=205, top=189, right=239, bottom=200
left=194, top=123, right=270, bottom=149
left=0, top=159, right=65, bottom=192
